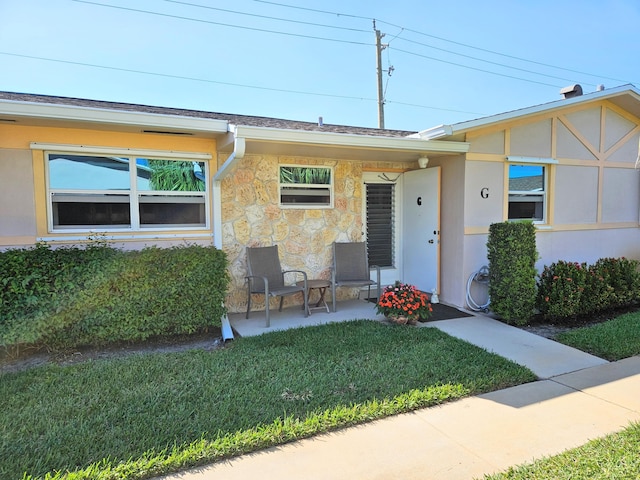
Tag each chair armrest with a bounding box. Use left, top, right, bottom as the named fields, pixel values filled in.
left=246, top=274, right=269, bottom=293
left=282, top=269, right=308, bottom=286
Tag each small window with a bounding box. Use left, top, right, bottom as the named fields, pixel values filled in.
left=508, top=164, right=546, bottom=222
left=279, top=166, right=333, bottom=208
left=47, top=153, right=207, bottom=231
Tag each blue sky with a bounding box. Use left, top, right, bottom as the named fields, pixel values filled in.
left=1, top=0, right=639, bottom=131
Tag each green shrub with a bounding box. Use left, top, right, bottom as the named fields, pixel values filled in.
left=487, top=222, right=538, bottom=325
left=1, top=244, right=229, bottom=351
left=536, top=257, right=640, bottom=321
left=536, top=261, right=588, bottom=319
left=591, top=257, right=640, bottom=308
left=0, top=242, right=117, bottom=332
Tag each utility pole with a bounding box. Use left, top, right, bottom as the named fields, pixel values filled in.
left=374, top=20, right=385, bottom=129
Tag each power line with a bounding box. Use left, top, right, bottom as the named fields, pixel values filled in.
left=390, top=47, right=562, bottom=88
left=0, top=51, right=369, bottom=99
left=160, top=0, right=370, bottom=33
left=72, top=0, right=370, bottom=46
left=74, top=0, right=633, bottom=91
left=0, top=51, right=486, bottom=116
left=393, top=37, right=593, bottom=87
left=251, top=0, right=634, bottom=85
left=376, top=19, right=633, bottom=85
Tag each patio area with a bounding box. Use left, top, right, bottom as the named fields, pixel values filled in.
left=228, top=299, right=387, bottom=337
left=227, top=299, right=477, bottom=338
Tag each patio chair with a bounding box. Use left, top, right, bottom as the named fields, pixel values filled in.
left=331, top=242, right=381, bottom=312
left=245, top=245, right=308, bottom=327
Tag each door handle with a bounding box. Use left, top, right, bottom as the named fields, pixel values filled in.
left=428, top=239, right=434, bottom=244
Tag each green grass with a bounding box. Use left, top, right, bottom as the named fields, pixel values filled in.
left=555, top=310, right=640, bottom=361
left=483, top=422, right=640, bottom=479
left=0, top=320, right=535, bottom=480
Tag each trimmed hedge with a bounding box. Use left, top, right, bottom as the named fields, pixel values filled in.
left=0, top=243, right=229, bottom=351
left=487, top=222, right=538, bottom=325
left=536, top=257, right=640, bottom=320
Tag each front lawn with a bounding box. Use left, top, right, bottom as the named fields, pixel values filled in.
left=1, top=320, right=535, bottom=480
left=555, top=310, right=640, bottom=361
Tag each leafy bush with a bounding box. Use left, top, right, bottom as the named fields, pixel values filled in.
left=0, top=244, right=229, bottom=351
left=487, top=221, right=538, bottom=325
left=591, top=257, right=640, bottom=308
left=536, top=257, right=640, bottom=321
left=0, top=242, right=116, bottom=332
left=536, top=261, right=588, bottom=319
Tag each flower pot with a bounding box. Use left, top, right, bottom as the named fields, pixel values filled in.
left=388, top=315, right=414, bottom=325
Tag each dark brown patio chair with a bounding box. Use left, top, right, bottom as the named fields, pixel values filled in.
left=246, top=245, right=308, bottom=327
left=331, top=242, right=381, bottom=312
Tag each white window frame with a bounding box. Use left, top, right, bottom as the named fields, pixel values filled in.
left=44, top=148, right=211, bottom=233
left=279, top=164, right=334, bottom=209
left=506, top=157, right=556, bottom=224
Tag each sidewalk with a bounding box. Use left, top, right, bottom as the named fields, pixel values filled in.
left=159, top=313, right=640, bottom=480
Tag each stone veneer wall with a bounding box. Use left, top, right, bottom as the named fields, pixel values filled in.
left=221, top=153, right=408, bottom=314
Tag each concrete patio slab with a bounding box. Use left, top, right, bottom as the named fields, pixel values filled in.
left=229, top=299, right=387, bottom=337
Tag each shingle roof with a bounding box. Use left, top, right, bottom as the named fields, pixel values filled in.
left=0, top=91, right=417, bottom=138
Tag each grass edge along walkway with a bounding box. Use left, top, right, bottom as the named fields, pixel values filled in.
left=484, top=421, right=640, bottom=480
left=39, top=383, right=468, bottom=480
left=4, top=320, right=536, bottom=480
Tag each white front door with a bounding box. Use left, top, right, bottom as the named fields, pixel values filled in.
left=402, top=167, right=440, bottom=294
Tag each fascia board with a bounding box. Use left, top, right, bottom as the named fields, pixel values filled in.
left=419, top=85, right=640, bottom=140
left=231, top=124, right=469, bottom=153
left=0, top=99, right=229, bottom=133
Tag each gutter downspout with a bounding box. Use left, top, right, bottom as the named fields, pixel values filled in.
left=213, top=131, right=246, bottom=341
left=212, top=134, right=246, bottom=249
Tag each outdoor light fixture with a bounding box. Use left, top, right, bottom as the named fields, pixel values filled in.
left=418, top=156, right=429, bottom=168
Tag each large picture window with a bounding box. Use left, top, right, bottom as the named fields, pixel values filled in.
left=279, top=165, right=332, bottom=208
left=47, top=153, right=208, bottom=231
left=508, top=164, right=546, bottom=222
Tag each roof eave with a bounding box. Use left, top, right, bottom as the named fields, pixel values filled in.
left=420, top=84, right=640, bottom=140
left=214, top=124, right=469, bottom=181
left=0, top=98, right=229, bottom=134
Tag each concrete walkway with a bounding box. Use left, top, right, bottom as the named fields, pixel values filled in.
left=158, top=307, right=640, bottom=480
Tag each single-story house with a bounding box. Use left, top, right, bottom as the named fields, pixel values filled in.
left=1, top=84, right=639, bottom=314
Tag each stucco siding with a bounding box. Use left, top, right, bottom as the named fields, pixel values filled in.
left=602, top=168, right=640, bottom=223
left=0, top=148, right=37, bottom=241
left=556, top=120, right=598, bottom=160
left=554, top=165, right=599, bottom=224
left=607, top=130, right=640, bottom=163
left=510, top=119, right=552, bottom=157
left=605, top=108, right=637, bottom=152
left=536, top=228, right=640, bottom=268
left=464, top=161, right=504, bottom=227
left=468, top=130, right=505, bottom=154
left=432, top=155, right=466, bottom=306
left=564, top=107, right=602, bottom=151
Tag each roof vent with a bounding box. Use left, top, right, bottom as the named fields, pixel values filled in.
left=596, top=84, right=605, bottom=92
left=560, top=84, right=583, bottom=99
left=318, top=116, right=323, bottom=127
